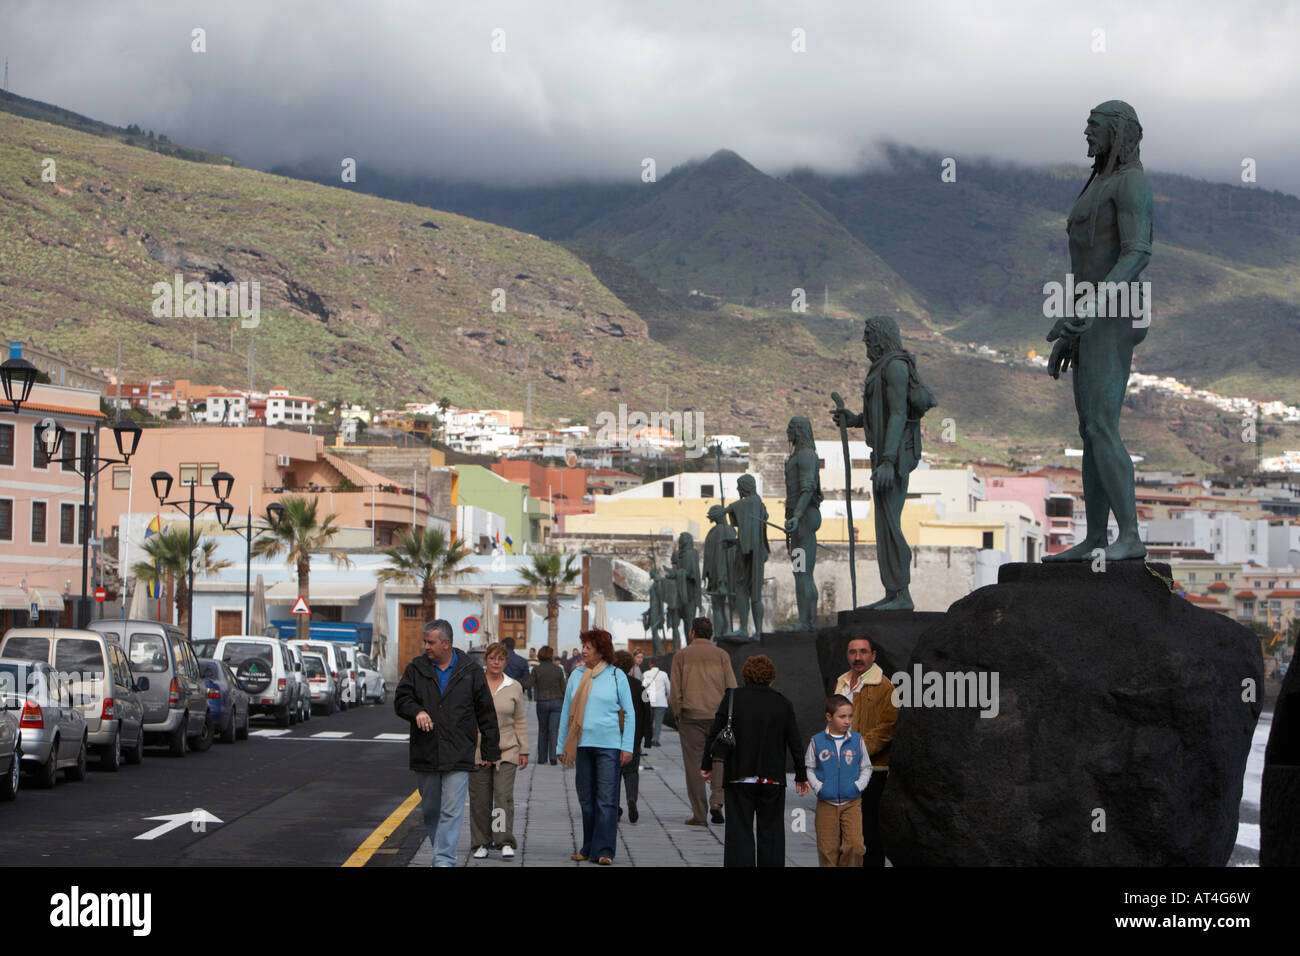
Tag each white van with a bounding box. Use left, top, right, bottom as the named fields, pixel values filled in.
left=214, top=635, right=297, bottom=727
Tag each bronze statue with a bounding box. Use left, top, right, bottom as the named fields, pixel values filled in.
left=703, top=504, right=737, bottom=637
left=782, top=416, right=823, bottom=629
left=723, top=473, right=769, bottom=637
left=674, top=531, right=702, bottom=627
left=645, top=564, right=666, bottom=654
left=1044, top=100, right=1152, bottom=562
left=831, top=315, right=935, bottom=611
left=663, top=555, right=684, bottom=648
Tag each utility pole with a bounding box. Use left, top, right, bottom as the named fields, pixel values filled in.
left=248, top=335, right=254, bottom=391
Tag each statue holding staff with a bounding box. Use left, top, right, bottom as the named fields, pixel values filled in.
left=723, top=473, right=769, bottom=637
left=782, top=416, right=823, bottom=629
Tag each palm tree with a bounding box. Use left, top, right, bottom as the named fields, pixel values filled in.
left=377, top=526, right=472, bottom=623
left=253, top=497, right=350, bottom=642
left=130, top=527, right=232, bottom=628
left=515, top=552, right=582, bottom=651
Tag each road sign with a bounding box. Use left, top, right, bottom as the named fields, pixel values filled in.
left=291, top=596, right=311, bottom=615
left=30, top=602, right=38, bottom=618
left=134, top=809, right=223, bottom=841
left=463, top=615, right=481, bottom=634
left=94, top=587, right=107, bottom=603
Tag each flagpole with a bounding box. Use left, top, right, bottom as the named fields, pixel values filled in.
left=122, top=465, right=133, bottom=620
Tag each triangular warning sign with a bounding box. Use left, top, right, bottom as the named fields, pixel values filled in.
left=291, top=596, right=311, bottom=615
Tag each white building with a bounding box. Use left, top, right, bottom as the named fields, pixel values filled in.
left=204, top=392, right=248, bottom=426
left=266, top=388, right=317, bottom=426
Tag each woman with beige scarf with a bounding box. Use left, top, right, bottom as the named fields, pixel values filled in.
left=556, top=629, right=637, bottom=864
left=469, top=642, right=529, bottom=859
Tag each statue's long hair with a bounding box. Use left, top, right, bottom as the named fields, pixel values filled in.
left=863, top=314, right=903, bottom=363
left=788, top=416, right=815, bottom=451
left=1088, top=100, right=1143, bottom=178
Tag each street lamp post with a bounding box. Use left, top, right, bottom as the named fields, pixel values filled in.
left=37, top=417, right=144, bottom=627
left=150, top=468, right=235, bottom=641
left=217, top=506, right=275, bottom=633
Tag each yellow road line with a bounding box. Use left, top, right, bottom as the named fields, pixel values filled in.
left=342, top=789, right=422, bottom=868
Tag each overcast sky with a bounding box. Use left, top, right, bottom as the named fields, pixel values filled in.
left=3, top=0, right=1297, bottom=194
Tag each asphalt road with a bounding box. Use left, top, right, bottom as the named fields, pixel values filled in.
left=0, top=700, right=417, bottom=866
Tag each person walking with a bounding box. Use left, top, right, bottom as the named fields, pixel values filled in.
left=502, top=637, right=530, bottom=684
left=640, top=656, right=671, bottom=747
left=613, top=650, right=652, bottom=823
left=530, top=645, right=567, bottom=765
left=702, top=654, right=808, bottom=867
left=469, top=643, right=529, bottom=859
left=557, top=629, right=637, bottom=865
left=670, top=617, right=737, bottom=825
left=394, top=620, right=500, bottom=868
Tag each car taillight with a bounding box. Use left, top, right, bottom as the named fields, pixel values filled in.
left=21, top=701, right=43, bottom=729
left=169, top=678, right=181, bottom=706
left=101, top=697, right=115, bottom=719
left=207, top=687, right=221, bottom=699
left=277, top=678, right=286, bottom=691
left=331, top=671, right=337, bottom=679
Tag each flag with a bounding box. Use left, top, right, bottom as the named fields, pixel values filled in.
left=503, top=535, right=514, bottom=554
left=494, top=529, right=500, bottom=545
left=145, top=515, right=162, bottom=598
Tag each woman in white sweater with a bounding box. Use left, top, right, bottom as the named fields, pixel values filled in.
left=469, top=642, right=529, bottom=858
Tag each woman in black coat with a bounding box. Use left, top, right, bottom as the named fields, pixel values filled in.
left=614, top=650, right=653, bottom=823
left=702, top=654, right=809, bottom=867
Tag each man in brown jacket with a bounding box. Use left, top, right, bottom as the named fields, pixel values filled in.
left=838, top=635, right=897, bottom=867
left=670, top=617, right=737, bottom=825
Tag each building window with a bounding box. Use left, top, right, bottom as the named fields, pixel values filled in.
left=31, top=501, right=46, bottom=543
left=0, top=423, right=12, bottom=466
left=60, top=503, right=75, bottom=544
left=662, top=481, right=674, bottom=497
left=981, top=531, right=995, bottom=550
left=112, top=467, right=131, bottom=490
left=32, top=424, right=50, bottom=469
left=700, top=483, right=714, bottom=498
left=1214, top=572, right=1222, bottom=581
left=0, top=499, right=11, bottom=540
left=61, top=433, right=80, bottom=472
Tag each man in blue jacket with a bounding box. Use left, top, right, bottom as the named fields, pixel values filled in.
left=394, top=619, right=500, bottom=867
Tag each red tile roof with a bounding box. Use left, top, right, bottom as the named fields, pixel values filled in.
left=1235, top=591, right=1257, bottom=599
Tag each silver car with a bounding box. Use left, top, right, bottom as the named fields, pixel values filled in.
left=300, top=653, right=337, bottom=714
left=288, top=645, right=312, bottom=723
left=0, top=659, right=88, bottom=788
left=0, top=697, right=18, bottom=801
left=356, top=652, right=386, bottom=704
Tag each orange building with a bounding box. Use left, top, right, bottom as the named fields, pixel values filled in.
left=490, top=460, right=592, bottom=524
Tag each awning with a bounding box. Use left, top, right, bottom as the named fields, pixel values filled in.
left=0, top=587, right=29, bottom=610
left=264, top=580, right=374, bottom=607
left=28, top=588, right=68, bottom=612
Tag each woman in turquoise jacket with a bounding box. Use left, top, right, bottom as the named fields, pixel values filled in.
left=557, top=628, right=637, bottom=864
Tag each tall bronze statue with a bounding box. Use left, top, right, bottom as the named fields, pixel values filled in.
left=1044, top=100, right=1152, bottom=562
left=645, top=564, right=666, bottom=654
left=831, top=315, right=935, bottom=611
left=703, top=504, right=737, bottom=637
left=724, top=473, right=769, bottom=637
left=674, top=531, right=702, bottom=625
left=783, top=416, right=823, bottom=629
left=663, top=554, right=683, bottom=648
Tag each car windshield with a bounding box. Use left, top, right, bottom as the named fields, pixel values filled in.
left=199, top=660, right=221, bottom=680
left=128, top=633, right=171, bottom=673
left=193, top=639, right=217, bottom=659
left=54, top=638, right=106, bottom=705
left=0, top=661, right=34, bottom=708
left=2, top=636, right=50, bottom=662
left=303, top=656, right=327, bottom=678
left=222, top=642, right=274, bottom=668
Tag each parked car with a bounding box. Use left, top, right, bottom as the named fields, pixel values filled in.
left=289, top=640, right=347, bottom=714
left=216, top=635, right=298, bottom=727
left=0, top=688, right=19, bottom=801
left=0, top=659, right=88, bottom=788
left=356, top=652, right=386, bottom=704
left=87, top=620, right=209, bottom=757
left=192, top=638, right=218, bottom=659
left=287, top=645, right=312, bottom=723
left=300, top=653, right=338, bottom=716
left=199, top=659, right=250, bottom=744
left=334, top=643, right=361, bottom=708
left=1, top=627, right=148, bottom=770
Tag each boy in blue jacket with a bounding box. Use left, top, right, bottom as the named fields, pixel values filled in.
left=805, top=694, right=871, bottom=867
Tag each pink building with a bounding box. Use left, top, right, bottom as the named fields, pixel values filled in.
left=985, top=474, right=1077, bottom=556
left=0, top=382, right=107, bottom=628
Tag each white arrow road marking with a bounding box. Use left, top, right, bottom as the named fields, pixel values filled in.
left=249, top=729, right=291, bottom=737
left=311, top=731, right=351, bottom=738
left=135, top=809, right=223, bottom=841
left=374, top=733, right=408, bottom=741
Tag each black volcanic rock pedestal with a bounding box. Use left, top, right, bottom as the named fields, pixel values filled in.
left=879, top=561, right=1263, bottom=866
left=1261, top=656, right=1300, bottom=865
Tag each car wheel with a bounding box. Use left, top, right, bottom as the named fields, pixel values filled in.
left=303, top=698, right=312, bottom=722
left=191, top=716, right=214, bottom=752
left=0, top=751, right=17, bottom=801
left=124, top=725, right=144, bottom=765
left=168, top=716, right=188, bottom=758
left=33, top=740, right=58, bottom=789
left=330, top=690, right=339, bottom=715
left=65, top=736, right=88, bottom=782
left=236, top=707, right=249, bottom=740
left=288, top=700, right=298, bottom=725
left=275, top=703, right=291, bottom=728
left=219, top=710, right=236, bottom=744
left=99, top=724, right=122, bottom=772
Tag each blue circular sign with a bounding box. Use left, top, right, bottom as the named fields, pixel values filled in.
left=462, top=616, right=481, bottom=634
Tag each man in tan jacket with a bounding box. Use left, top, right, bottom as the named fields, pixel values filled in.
left=670, top=617, right=737, bottom=825
left=837, top=635, right=897, bottom=867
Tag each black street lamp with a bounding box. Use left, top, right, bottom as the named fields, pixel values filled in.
left=0, top=355, right=39, bottom=413
left=217, top=503, right=276, bottom=635
left=38, top=416, right=145, bottom=627
left=151, top=468, right=235, bottom=641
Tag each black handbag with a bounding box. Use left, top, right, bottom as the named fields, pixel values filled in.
left=710, top=688, right=736, bottom=761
